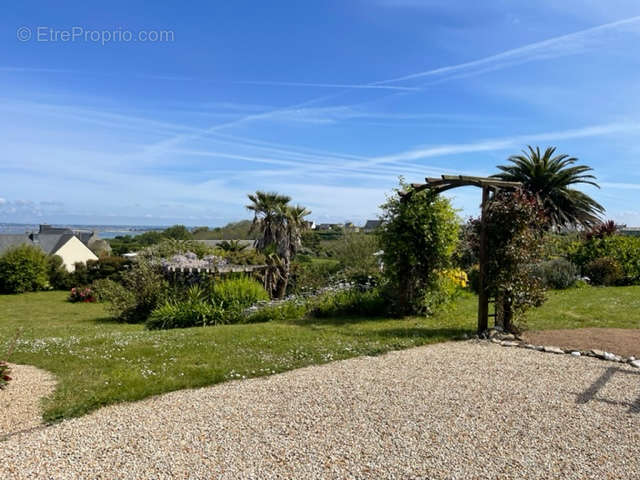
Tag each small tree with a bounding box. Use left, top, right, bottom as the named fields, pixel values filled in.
left=377, top=182, right=459, bottom=316
left=247, top=191, right=311, bottom=298
left=0, top=245, right=50, bottom=294
left=476, top=190, right=547, bottom=331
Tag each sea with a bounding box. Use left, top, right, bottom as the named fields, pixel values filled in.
left=0, top=223, right=166, bottom=239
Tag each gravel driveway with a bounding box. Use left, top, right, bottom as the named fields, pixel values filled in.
left=2, top=341, right=639, bottom=479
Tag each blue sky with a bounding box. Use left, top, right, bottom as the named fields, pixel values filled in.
left=1, top=1, right=640, bottom=227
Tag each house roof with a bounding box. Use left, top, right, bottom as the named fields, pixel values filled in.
left=33, top=233, right=75, bottom=254
left=364, top=220, right=381, bottom=229
left=0, top=234, right=32, bottom=255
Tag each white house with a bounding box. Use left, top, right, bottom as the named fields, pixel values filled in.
left=0, top=225, right=100, bottom=272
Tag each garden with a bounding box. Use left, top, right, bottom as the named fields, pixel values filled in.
left=1, top=146, right=640, bottom=423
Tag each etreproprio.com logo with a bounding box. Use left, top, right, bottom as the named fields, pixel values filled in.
left=16, top=26, right=175, bottom=45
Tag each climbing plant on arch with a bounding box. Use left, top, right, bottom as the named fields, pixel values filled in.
left=402, top=175, right=547, bottom=333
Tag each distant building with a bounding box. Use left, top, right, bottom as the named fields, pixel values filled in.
left=363, top=220, right=381, bottom=231
left=619, top=226, right=640, bottom=237
left=0, top=225, right=101, bottom=272
left=316, top=223, right=344, bottom=231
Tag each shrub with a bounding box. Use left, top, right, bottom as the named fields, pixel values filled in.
left=377, top=182, right=460, bottom=316
left=68, top=287, right=96, bottom=303
left=0, top=245, right=50, bottom=293
left=476, top=190, right=547, bottom=332
left=309, top=288, right=386, bottom=318
left=532, top=258, right=579, bottom=290
left=244, top=299, right=309, bottom=323
left=48, top=255, right=73, bottom=290
left=567, top=235, right=640, bottom=284
left=584, top=257, right=623, bottom=286
left=95, top=260, right=169, bottom=323
left=145, top=300, right=224, bottom=330
left=329, top=233, right=381, bottom=280
left=139, top=239, right=214, bottom=260
left=211, top=276, right=269, bottom=310
left=288, top=259, right=342, bottom=295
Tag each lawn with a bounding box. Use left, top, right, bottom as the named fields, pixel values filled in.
left=1, top=286, right=638, bottom=422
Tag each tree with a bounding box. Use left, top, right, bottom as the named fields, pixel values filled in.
left=0, top=245, right=50, bottom=294
left=493, top=146, right=604, bottom=229
left=246, top=191, right=311, bottom=298
left=163, top=225, right=192, bottom=240
left=377, top=182, right=459, bottom=316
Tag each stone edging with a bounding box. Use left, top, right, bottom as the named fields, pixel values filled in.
left=478, top=329, right=640, bottom=369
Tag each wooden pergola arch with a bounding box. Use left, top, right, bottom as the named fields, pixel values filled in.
left=400, top=175, right=522, bottom=334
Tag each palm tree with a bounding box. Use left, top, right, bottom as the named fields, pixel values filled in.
left=246, top=191, right=291, bottom=251
left=493, top=146, right=604, bottom=228
left=246, top=192, right=311, bottom=297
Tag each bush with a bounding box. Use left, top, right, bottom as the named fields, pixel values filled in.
left=309, top=288, right=386, bottom=318
left=377, top=182, right=460, bottom=316
left=584, top=257, right=623, bottom=286
left=567, top=235, right=640, bottom=284
left=329, top=233, right=380, bottom=280
left=48, top=255, right=73, bottom=290
left=68, top=287, right=96, bottom=303
left=139, top=239, right=215, bottom=260
left=244, top=299, right=309, bottom=323
left=533, top=258, right=579, bottom=290
left=145, top=300, right=224, bottom=330
left=210, top=276, right=269, bottom=310
left=288, top=259, right=341, bottom=295
left=94, top=260, right=169, bottom=323
left=0, top=245, right=50, bottom=293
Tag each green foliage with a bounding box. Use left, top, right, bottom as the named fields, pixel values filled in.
left=163, top=225, right=192, bottom=240
left=244, top=300, right=308, bottom=323
left=211, top=276, right=269, bottom=310
left=329, top=233, right=380, bottom=281
left=191, top=220, right=258, bottom=240
left=288, top=258, right=342, bottom=295
left=140, top=239, right=215, bottom=260
left=309, top=288, right=386, bottom=318
left=48, top=255, right=73, bottom=290
left=0, top=245, right=50, bottom=294
left=532, top=258, right=579, bottom=290
left=95, top=260, right=169, bottom=323
left=583, top=257, right=623, bottom=286
left=494, top=146, right=604, bottom=228
left=107, top=230, right=165, bottom=255
left=62, top=256, right=131, bottom=288
left=377, top=183, right=460, bottom=316
left=566, top=235, right=640, bottom=284
left=481, top=191, right=547, bottom=330
left=145, top=300, right=224, bottom=330
left=214, top=247, right=265, bottom=265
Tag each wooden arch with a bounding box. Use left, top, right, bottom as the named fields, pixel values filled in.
left=400, top=175, right=522, bottom=334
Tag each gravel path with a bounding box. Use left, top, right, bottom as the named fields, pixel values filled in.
left=2, top=341, right=640, bottom=479
left=1, top=363, right=56, bottom=439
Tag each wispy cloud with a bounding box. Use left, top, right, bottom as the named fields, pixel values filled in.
left=374, top=15, right=640, bottom=86
left=238, top=80, right=419, bottom=91
left=360, top=122, right=640, bottom=166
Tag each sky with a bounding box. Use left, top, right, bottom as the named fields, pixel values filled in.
left=1, top=0, right=640, bottom=227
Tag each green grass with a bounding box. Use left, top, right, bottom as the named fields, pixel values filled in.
left=0, top=286, right=638, bottom=422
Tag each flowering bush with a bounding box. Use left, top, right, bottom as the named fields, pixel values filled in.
left=68, top=287, right=96, bottom=303
left=441, top=268, right=468, bottom=288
